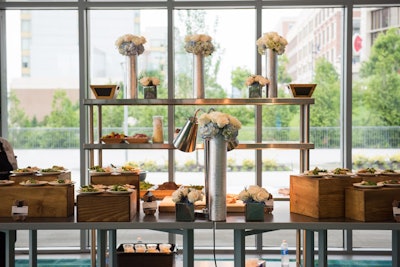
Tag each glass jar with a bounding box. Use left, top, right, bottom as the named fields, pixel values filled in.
left=152, top=116, right=164, bottom=143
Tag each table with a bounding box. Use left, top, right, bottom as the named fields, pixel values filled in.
left=1, top=201, right=399, bottom=267
left=215, top=201, right=400, bottom=267
left=0, top=212, right=213, bottom=267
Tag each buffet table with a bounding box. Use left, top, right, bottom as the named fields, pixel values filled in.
left=0, top=201, right=399, bottom=267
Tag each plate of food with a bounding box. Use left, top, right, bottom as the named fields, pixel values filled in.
left=78, top=185, right=104, bottom=194
left=301, top=167, right=328, bottom=178
left=48, top=179, right=74, bottom=186
left=10, top=167, right=39, bottom=176
left=380, top=169, right=400, bottom=176
left=378, top=180, right=400, bottom=187
left=101, top=132, right=126, bottom=144
left=356, top=168, right=378, bottom=176
left=125, top=133, right=150, bottom=144
left=88, top=165, right=113, bottom=176
left=106, top=184, right=134, bottom=194
left=353, top=181, right=383, bottom=189
left=0, top=180, right=15, bottom=186
left=19, top=179, right=47, bottom=186
left=329, top=167, right=354, bottom=177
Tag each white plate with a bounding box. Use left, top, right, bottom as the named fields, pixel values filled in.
left=106, top=188, right=134, bottom=194
left=378, top=181, right=400, bottom=187
left=0, top=180, right=15, bottom=186
left=19, top=181, right=48, bottom=186
left=48, top=181, right=74, bottom=186
left=353, top=182, right=383, bottom=189
left=38, top=171, right=62, bottom=176
left=10, top=171, right=37, bottom=176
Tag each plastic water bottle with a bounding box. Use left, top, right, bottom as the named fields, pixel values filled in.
left=280, top=240, right=289, bottom=267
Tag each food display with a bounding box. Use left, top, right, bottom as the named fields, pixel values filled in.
left=331, top=167, right=353, bottom=176
left=381, top=169, right=400, bottom=176
left=89, top=165, right=114, bottom=174
left=357, top=167, right=378, bottom=176
left=19, top=178, right=47, bottom=186
left=11, top=166, right=40, bottom=175
left=0, top=180, right=14, bottom=186
left=48, top=178, right=73, bottom=186
left=101, top=132, right=126, bottom=144
left=302, top=167, right=328, bottom=177
left=353, top=180, right=383, bottom=189
left=78, top=184, right=103, bottom=194
left=125, top=133, right=150, bottom=144
left=106, top=184, right=135, bottom=194
left=378, top=180, right=400, bottom=187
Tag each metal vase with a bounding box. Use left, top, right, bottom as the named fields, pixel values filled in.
left=173, top=117, right=198, bottom=152
left=193, top=54, right=205, bottom=99
left=266, top=49, right=278, bottom=98
left=126, top=55, right=138, bottom=99
left=207, top=134, right=227, bottom=221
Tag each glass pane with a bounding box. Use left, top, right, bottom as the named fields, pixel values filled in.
left=6, top=9, right=80, bottom=249
left=174, top=9, right=255, bottom=98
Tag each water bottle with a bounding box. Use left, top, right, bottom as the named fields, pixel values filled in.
left=280, top=240, right=289, bottom=267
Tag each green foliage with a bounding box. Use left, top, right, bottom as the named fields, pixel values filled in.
left=231, top=66, right=252, bottom=97
left=8, top=91, right=31, bottom=127
left=242, top=159, right=254, bottom=171
left=359, top=28, right=400, bottom=127
left=278, top=54, right=292, bottom=84
left=311, top=57, right=340, bottom=127
left=43, top=90, right=79, bottom=127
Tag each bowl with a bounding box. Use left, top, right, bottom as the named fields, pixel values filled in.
left=139, top=171, right=147, bottom=181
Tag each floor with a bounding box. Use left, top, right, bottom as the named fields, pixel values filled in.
left=13, top=253, right=393, bottom=267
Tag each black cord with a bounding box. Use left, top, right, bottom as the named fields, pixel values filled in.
left=213, top=221, right=218, bottom=267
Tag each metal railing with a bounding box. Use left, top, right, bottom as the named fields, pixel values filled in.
left=8, top=126, right=400, bottom=149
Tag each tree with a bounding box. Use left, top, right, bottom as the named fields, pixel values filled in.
left=8, top=90, right=31, bottom=127
left=231, top=66, right=252, bottom=98
left=43, top=90, right=79, bottom=127
left=359, top=28, right=400, bottom=126
left=310, top=57, right=340, bottom=127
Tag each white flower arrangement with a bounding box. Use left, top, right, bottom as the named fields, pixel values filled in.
left=238, top=185, right=271, bottom=204
left=198, top=110, right=241, bottom=143
left=245, top=75, right=270, bottom=87
left=171, top=186, right=204, bottom=204
left=256, top=31, right=288, bottom=55
left=115, top=34, right=147, bottom=56
left=139, top=76, right=160, bottom=86
left=184, top=34, right=215, bottom=56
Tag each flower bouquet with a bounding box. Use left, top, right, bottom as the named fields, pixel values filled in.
left=139, top=76, right=160, bottom=86
left=115, top=34, right=147, bottom=56
left=172, top=186, right=204, bottom=221
left=198, top=110, right=241, bottom=144
left=245, top=75, right=270, bottom=87
left=256, top=31, right=288, bottom=55
left=184, top=34, right=215, bottom=56
left=238, top=185, right=273, bottom=216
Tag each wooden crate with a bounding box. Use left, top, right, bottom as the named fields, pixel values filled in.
left=90, top=173, right=140, bottom=212
left=10, top=171, right=71, bottom=183
left=345, top=187, right=400, bottom=222
left=0, top=184, right=74, bottom=218
left=290, top=175, right=362, bottom=218
left=77, top=191, right=137, bottom=222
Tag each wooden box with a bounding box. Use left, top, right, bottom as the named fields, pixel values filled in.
left=345, top=187, right=400, bottom=222
left=77, top=191, right=137, bottom=222
left=116, top=243, right=175, bottom=267
left=290, top=175, right=361, bottom=218
left=0, top=184, right=74, bottom=218
left=90, top=173, right=140, bottom=212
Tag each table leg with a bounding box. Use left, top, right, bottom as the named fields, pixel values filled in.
left=97, top=230, right=107, bottom=267
left=233, top=229, right=245, bottom=267
left=303, top=230, right=314, bottom=267
left=29, top=230, right=37, bottom=267
left=182, top=229, right=194, bottom=267
left=108, top=230, right=117, bottom=267
left=318, top=230, right=327, bottom=267
left=393, top=230, right=399, bottom=267
left=296, top=229, right=301, bottom=267
left=5, top=230, right=16, bottom=267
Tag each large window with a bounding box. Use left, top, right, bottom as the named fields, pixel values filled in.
left=1, top=0, right=399, bottom=256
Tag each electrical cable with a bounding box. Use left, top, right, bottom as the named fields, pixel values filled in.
left=213, top=221, right=218, bottom=267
